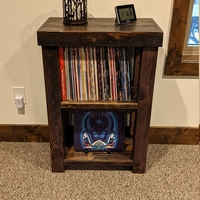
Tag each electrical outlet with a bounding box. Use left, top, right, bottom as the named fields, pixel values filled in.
left=13, top=87, right=27, bottom=104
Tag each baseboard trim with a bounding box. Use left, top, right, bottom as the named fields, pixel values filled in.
left=0, top=125, right=49, bottom=142
left=148, top=126, right=199, bottom=144
left=0, top=125, right=199, bottom=144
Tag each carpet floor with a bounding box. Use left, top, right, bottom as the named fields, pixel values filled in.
left=0, top=142, right=199, bottom=200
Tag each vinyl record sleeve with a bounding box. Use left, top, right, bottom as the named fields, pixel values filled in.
left=74, top=111, right=125, bottom=152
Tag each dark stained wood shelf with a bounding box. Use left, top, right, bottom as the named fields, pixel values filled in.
left=37, top=17, right=163, bottom=173
left=64, top=140, right=133, bottom=167
left=61, top=101, right=138, bottom=110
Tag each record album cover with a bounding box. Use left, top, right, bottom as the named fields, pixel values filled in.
left=74, top=111, right=125, bottom=152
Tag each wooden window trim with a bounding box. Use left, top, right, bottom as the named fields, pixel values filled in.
left=165, top=0, right=199, bottom=76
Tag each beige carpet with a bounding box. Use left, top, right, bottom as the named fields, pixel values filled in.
left=0, top=142, right=199, bottom=200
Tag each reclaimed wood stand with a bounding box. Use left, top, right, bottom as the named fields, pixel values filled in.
left=37, top=17, right=163, bottom=173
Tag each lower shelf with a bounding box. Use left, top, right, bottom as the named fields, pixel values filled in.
left=64, top=138, right=133, bottom=167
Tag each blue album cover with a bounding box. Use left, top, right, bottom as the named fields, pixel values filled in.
left=74, top=111, right=125, bottom=151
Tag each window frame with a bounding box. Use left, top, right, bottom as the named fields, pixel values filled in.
left=164, top=0, right=199, bottom=76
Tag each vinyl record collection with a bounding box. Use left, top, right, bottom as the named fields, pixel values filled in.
left=59, top=46, right=132, bottom=101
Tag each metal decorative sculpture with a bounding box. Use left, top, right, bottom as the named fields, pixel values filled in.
left=63, top=0, right=87, bottom=25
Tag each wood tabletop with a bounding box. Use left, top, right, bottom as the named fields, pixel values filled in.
left=37, top=17, right=163, bottom=47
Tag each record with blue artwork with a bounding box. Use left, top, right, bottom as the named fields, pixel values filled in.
left=74, top=111, right=125, bottom=151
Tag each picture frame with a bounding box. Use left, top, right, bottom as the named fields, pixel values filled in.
left=115, top=4, right=137, bottom=25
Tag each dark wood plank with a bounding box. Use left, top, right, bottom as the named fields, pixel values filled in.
left=132, top=47, right=158, bottom=173
left=133, top=47, right=142, bottom=86
left=64, top=152, right=133, bottom=166
left=64, top=139, right=133, bottom=166
left=37, top=18, right=163, bottom=47
left=42, top=46, right=65, bottom=172
left=61, top=101, right=138, bottom=110
left=129, top=112, right=136, bottom=138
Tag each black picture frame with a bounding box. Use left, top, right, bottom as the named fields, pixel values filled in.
left=115, top=4, right=137, bottom=25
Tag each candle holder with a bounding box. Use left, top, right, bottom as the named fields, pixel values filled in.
left=63, top=0, right=87, bottom=25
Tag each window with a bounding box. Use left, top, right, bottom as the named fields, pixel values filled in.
left=188, top=0, right=199, bottom=46
left=165, top=0, right=199, bottom=76
left=182, top=0, right=199, bottom=63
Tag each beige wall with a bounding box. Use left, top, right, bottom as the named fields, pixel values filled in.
left=0, top=0, right=199, bottom=126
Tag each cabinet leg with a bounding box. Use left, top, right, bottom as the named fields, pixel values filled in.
left=51, top=157, right=65, bottom=172
left=132, top=47, right=158, bottom=173
left=49, top=123, right=65, bottom=172
left=42, top=46, right=65, bottom=172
